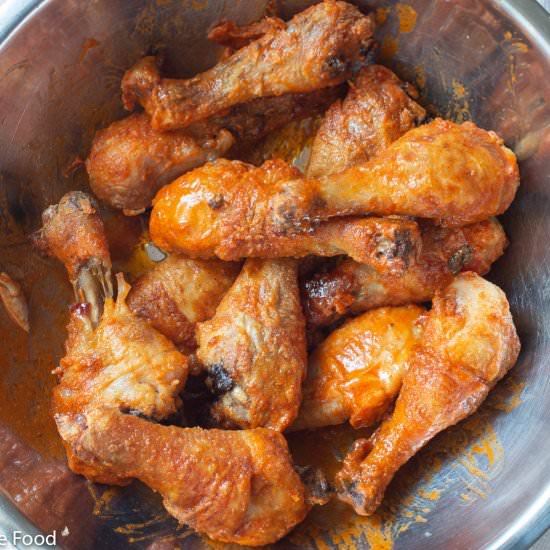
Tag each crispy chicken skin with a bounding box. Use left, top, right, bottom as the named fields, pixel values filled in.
left=37, top=194, right=310, bottom=544
left=303, top=218, right=507, bottom=329
left=88, top=69, right=340, bottom=213
left=196, top=259, right=307, bottom=431
left=120, top=57, right=342, bottom=143
left=336, top=273, right=520, bottom=515
left=292, top=305, right=425, bottom=432
left=150, top=120, right=519, bottom=255
left=73, top=408, right=309, bottom=546
left=33, top=191, right=113, bottom=325
left=207, top=17, right=286, bottom=52
left=86, top=113, right=235, bottom=213
left=53, top=276, right=189, bottom=483
left=53, top=277, right=308, bottom=545
left=35, top=194, right=189, bottom=447
left=126, top=255, right=240, bottom=353
left=122, top=1, right=374, bottom=130
left=318, top=119, right=519, bottom=226
left=306, top=65, right=425, bottom=177
left=149, top=158, right=421, bottom=268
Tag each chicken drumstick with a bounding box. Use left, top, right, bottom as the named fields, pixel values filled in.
left=336, top=272, right=520, bottom=515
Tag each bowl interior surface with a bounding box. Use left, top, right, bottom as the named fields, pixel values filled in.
left=0, top=1, right=549, bottom=549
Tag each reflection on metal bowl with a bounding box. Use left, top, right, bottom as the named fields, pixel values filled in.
left=0, top=0, right=549, bottom=549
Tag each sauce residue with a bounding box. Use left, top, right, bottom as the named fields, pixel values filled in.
left=396, top=4, right=417, bottom=33
left=0, top=248, right=69, bottom=459
left=88, top=481, right=198, bottom=545
left=447, top=78, right=471, bottom=122
left=414, top=65, right=427, bottom=92
left=78, top=38, right=100, bottom=64
left=380, top=36, right=399, bottom=61
left=375, top=7, right=391, bottom=26
left=244, top=115, right=322, bottom=171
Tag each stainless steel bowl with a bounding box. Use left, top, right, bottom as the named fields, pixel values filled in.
left=0, top=1, right=549, bottom=549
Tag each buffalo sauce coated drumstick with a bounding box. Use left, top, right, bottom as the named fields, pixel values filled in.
left=291, top=304, right=425, bottom=432
left=306, top=64, right=426, bottom=177
left=75, top=408, right=310, bottom=546
left=317, top=119, right=519, bottom=227
left=121, top=1, right=374, bottom=130
left=303, top=218, right=508, bottom=329
left=86, top=113, right=235, bottom=214
left=149, top=119, right=519, bottom=257
left=87, top=61, right=340, bottom=213
left=336, top=273, right=520, bottom=515
left=196, top=258, right=307, bottom=431
left=33, top=191, right=113, bottom=325
left=35, top=193, right=311, bottom=546
left=149, top=157, right=422, bottom=268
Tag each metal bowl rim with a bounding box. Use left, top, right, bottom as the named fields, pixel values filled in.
left=0, top=0, right=548, bottom=548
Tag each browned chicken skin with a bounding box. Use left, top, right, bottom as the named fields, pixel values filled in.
left=306, top=64, right=426, bottom=177
left=36, top=194, right=310, bottom=546
left=292, top=304, right=425, bottom=432
left=318, top=119, right=519, bottom=226
left=122, top=1, right=374, bottom=130
left=33, top=191, right=111, bottom=284
left=207, top=17, right=286, bottom=52
left=86, top=113, right=234, bottom=214
left=227, top=215, right=420, bottom=271
left=210, top=86, right=342, bottom=145
left=196, top=259, right=307, bottom=431
left=53, top=275, right=190, bottom=484
left=126, top=255, right=240, bottom=353
left=336, top=273, right=520, bottom=515
left=88, top=58, right=340, bottom=213
left=33, top=194, right=189, bottom=480
left=303, top=218, right=507, bottom=329
left=149, top=158, right=421, bottom=268
left=150, top=119, right=519, bottom=259
left=33, top=191, right=113, bottom=325
left=73, top=408, right=309, bottom=546
left=53, top=277, right=309, bottom=545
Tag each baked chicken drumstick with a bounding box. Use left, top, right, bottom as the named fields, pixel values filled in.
left=292, top=304, right=425, bottom=432
left=126, top=255, right=240, bottom=354
left=336, top=272, right=520, bottom=515
left=150, top=119, right=519, bottom=258
left=86, top=112, right=234, bottom=214
left=151, top=159, right=420, bottom=266
left=87, top=59, right=339, bottom=213
left=36, top=193, right=310, bottom=546
left=303, top=218, right=507, bottom=329
left=196, top=259, right=307, bottom=431
left=122, top=0, right=374, bottom=130
left=76, top=408, right=310, bottom=546
left=306, top=64, right=426, bottom=177
left=33, top=191, right=113, bottom=326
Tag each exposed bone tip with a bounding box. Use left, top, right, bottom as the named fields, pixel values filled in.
left=0, top=272, right=30, bottom=332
